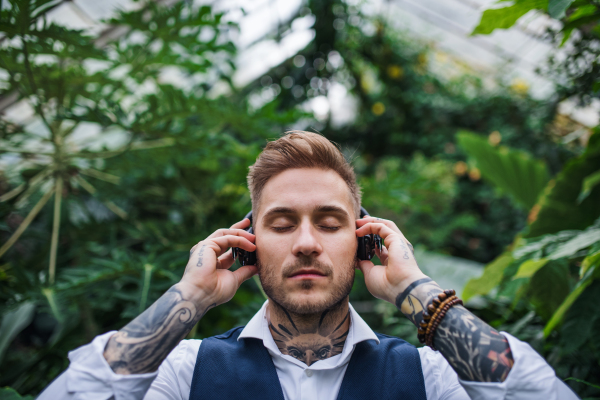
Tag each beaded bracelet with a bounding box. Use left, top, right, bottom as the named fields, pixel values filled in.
left=425, top=296, right=457, bottom=338
left=425, top=298, right=463, bottom=349
left=416, top=289, right=463, bottom=349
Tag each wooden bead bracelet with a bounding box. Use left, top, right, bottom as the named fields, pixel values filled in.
left=417, top=289, right=463, bottom=350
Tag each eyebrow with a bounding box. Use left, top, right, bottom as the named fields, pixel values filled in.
left=313, top=205, right=350, bottom=218
left=262, top=207, right=296, bottom=221
left=261, top=205, right=351, bottom=222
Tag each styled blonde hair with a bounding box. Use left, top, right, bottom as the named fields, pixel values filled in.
left=247, top=131, right=361, bottom=217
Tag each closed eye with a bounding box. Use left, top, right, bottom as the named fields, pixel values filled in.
left=320, top=226, right=340, bottom=231
left=272, top=226, right=293, bottom=232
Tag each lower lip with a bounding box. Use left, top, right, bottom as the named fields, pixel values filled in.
left=289, top=273, right=326, bottom=280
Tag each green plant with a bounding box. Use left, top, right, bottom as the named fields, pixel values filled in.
left=462, top=131, right=600, bottom=396
left=0, top=1, right=300, bottom=395
left=456, top=131, right=550, bottom=209
left=472, top=0, right=600, bottom=105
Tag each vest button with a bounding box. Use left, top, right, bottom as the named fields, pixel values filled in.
left=305, top=369, right=313, bottom=377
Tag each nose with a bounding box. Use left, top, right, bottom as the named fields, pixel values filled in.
left=291, top=219, right=323, bottom=257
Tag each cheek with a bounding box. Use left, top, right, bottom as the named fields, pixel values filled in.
left=256, top=234, right=288, bottom=265
left=326, top=232, right=357, bottom=261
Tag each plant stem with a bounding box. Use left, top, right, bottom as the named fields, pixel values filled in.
left=0, top=187, right=55, bottom=258
left=139, top=263, right=154, bottom=313
left=48, top=176, right=63, bottom=285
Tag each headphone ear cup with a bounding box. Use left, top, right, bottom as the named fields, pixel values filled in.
left=233, top=224, right=257, bottom=266
left=357, top=236, right=369, bottom=260
left=357, top=234, right=377, bottom=261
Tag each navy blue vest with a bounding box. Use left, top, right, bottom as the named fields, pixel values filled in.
left=189, top=326, right=426, bottom=400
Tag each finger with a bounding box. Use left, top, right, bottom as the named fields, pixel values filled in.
left=355, top=222, right=399, bottom=241
left=375, top=244, right=389, bottom=265
left=217, top=249, right=234, bottom=270
left=206, top=227, right=255, bottom=241
left=209, top=235, right=256, bottom=257
left=233, top=265, right=258, bottom=287
left=357, top=259, right=375, bottom=278
left=230, top=218, right=251, bottom=230
left=356, top=216, right=403, bottom=237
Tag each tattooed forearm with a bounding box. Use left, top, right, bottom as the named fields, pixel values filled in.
left=434, top=305, right=514, bottom=382
left=395, top=277, right=443, bottom=326
left=395, top=278, right=514, bottom=382
left=104, top=285, right=215, bottom=374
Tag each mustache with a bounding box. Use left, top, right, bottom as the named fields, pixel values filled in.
left=281, top=257, right=334, bottom=278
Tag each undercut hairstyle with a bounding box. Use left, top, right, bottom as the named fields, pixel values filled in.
left=247, top=131, right=362, bottom=217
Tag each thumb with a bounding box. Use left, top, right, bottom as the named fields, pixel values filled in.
left=233, top=265, right=258, bottom=288
left=357, top=260, right=375, bottom=279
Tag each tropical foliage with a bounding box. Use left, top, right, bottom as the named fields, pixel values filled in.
left=0, top=0, right=598, bottom=398
left=464, top=2, right=600, bottom=396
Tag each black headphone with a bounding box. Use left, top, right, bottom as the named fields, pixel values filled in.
left=231, top=206, right=383, bottom=266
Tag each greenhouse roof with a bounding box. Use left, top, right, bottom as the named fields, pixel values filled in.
left=1, top=0, right=599, bottom=127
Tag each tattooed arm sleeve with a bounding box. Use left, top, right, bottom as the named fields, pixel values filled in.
left=103, top=285, right=215, bottom=375
left=395, top=278, right=514, bottom=382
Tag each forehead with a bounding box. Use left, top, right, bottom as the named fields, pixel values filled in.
left=257, top=168, right=354, bottom=218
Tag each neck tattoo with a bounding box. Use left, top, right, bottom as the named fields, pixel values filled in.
left=267, top=300, right=351, bottom=367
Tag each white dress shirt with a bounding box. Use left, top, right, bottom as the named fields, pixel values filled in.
left=38, top=301, right=578, bottom=400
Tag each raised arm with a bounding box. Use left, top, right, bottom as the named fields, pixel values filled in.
left=103, top=219, right=258, bottom=374
left=356, top=216, right=513, bottom=383
left=395, top=277, right=513, bottom=382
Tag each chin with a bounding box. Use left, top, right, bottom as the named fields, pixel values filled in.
left=258, top=258, right=356, bottom=315
left=284, top=292, right=335, bottom=314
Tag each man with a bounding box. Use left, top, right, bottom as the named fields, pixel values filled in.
left=39, top=132, right=577, bottom=400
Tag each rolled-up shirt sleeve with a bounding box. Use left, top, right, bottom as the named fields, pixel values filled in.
left=37, top=331, right=160, bottom=400
left=457, top=332, right=579, bottom=400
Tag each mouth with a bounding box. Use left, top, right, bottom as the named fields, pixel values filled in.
left=288, top=268, right=327, bottom=280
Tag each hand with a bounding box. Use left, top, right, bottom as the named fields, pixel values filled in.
left=355, top=216, right=428, bottom=304
left=181, top=218, right=258, bottom=306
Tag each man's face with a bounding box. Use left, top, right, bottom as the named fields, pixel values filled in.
left=254, top=168, right=358, bottom=314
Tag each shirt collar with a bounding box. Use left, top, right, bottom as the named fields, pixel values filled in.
left=238, top=300, right=379, bottom=368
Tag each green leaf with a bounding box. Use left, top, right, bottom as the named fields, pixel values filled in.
left=0, top=302, right=35, bottom=364
left=559, top=27, right=573, bottom=46
left=548, top=228, right=600, bottom=259
left=581, top=250, right=600, bottom=278
left=577, top=169, right=600, bottom=203
left=563, top=377, right=600, bottom=390
left=549, top=0, right=575, bottom=18
left=568, top=4, right=598, bottom=21
left=457, top=131, right=550, bottom=209
left=559, top=280, right=600, bottom=352
left=513, top=258, right=549, bottom=279
left=463, top=252, right=514, bottom=300
left=544, top=270, right=594, bottom=336
left=471, top=0, right=548, bottom=35
left=0, top=388, right=35, bottom=400
left=528, top=260, right=571, bottom=320
left=526, top=132, right=600, bottom=237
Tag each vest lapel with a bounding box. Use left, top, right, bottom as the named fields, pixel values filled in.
left=189, top=327, right=285, bottom=400
left=336, top=335, right=427, bottom=400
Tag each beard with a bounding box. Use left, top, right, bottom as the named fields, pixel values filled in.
left=258, top=255, right=356, bottom=315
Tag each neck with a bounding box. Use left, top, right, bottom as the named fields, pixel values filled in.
left=267, top=298, right=351, bottom=367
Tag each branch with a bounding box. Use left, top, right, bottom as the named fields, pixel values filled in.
left=74, top=175, right=128, bottom=219
left=80, top=168, right=121, bottom=185
left=0, top=187, right=55, bottom=258
left=72, top=138, right=175, bottom=159
left=48, top=176, right=63, bottom=285
left=21, top=38, right=53, bottom=133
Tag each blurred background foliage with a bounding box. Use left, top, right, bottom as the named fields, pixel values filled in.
left=0, top=0, right=599, bottom=398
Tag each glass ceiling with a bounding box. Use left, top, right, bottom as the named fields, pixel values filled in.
left=2, top=0, right=598, bottom=127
